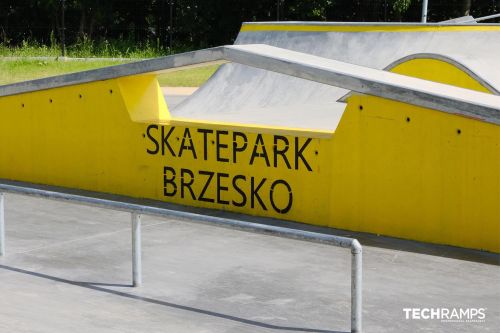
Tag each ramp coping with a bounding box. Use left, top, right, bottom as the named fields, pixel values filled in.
left=1, top=44, right=499, bottom=125
left=337, top=52, right=500, bottom=103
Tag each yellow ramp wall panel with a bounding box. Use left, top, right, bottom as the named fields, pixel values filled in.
left=332, top=95, right=500, bottom=252
left=0, top=74, right=498, bottom=253
left=0, top=78, right=333, bottom=225
left=389, top=58, right=494, bottom=93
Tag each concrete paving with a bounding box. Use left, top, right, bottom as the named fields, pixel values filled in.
left=162, top=87, right=196, bottom=110
left=0, top=194, right=498, bottom=332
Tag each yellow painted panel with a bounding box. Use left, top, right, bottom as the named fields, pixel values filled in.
left=117, top=74, right=171, bottom=123
left=241, top=24, right=500, bottom=33
left=0, top=76, right=332, bottom=224
left=390, top=58, right=493, bottom=94
left=332, top=95, right=500, bottom=252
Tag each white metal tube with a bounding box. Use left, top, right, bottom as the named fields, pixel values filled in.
left=0, top=193, right=4, bottom=256
left=421, top=0, right=429, bottom=23
left=351, top=240, right=362, bottom=333
left=461, top=12, right=500, bottom=23
left=132, top=213, right=142, bottom=287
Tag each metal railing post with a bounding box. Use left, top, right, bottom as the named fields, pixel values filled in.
left=131, top=212, right=142, bottom=287
left=351, top=240, right=362, bottom=333
left=421, top=0, right=429, bottom=23
left=0, top=193, right=4, bottom=256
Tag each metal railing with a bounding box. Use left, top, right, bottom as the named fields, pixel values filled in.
left=0, top=183, right=363, bottom=333
left=463, top=13, right=500, bottom=23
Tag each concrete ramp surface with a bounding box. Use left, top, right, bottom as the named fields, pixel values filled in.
left=173, top=23, right=500, bottom=131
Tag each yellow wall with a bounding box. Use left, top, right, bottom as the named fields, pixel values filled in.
left=0, top=57, right=498, bottom=252
left=327, top=57, right=499, bottom=252
left=0, top=77, right=332, bottom=224
left=240, top=24, right=500, bottom=33
left=390, top=58, right=493, bottom=93
left=331, top=95, right=500, bottom=252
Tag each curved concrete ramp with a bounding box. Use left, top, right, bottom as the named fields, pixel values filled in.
left=173, top=23, right=500, bottom=131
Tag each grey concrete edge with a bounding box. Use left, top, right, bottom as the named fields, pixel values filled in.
left=222, top=44, right=500, bottom=125
left=337, top=52, right=500, bottom=103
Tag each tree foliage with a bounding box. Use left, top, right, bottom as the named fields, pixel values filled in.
left=0, top=0, right=498, bottom=51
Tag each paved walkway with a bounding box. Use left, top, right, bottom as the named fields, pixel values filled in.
left=0, top=194, right=498, bottom=332
left=162, top=86, right=198, bottom=95
left=162, top=86, right=197, bottom=110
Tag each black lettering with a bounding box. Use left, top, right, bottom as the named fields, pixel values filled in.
left=216, top=173, right=230, bottom=204
left=161, top=126, right=176, bottom=157
left=270, top=180, right=293, bottom=214
left=179, top=128, right=197, bottom=159
left=198, top=170, right=215, bottom=202
left=249, top=134, right=270, bottom=167
left=146, top=125, right=159, bottom=155
left=163, top=166, right=177, bottom=197
left=216, top=130, right=229, bottom=162
left=232, top=175, right=247, bottom=207
left=250, top=177, right=267, bottom=210
left=273, top=135, right=291, bottom=169
left=232, top=132, right=248, bottom=163
left=295, top=137, right=312, bottom=171
left=180, top=168, right=196, bottom=200
left=197, top=128, right=213, bottom=160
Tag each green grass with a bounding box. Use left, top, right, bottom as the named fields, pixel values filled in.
left=0, top=58, right=218, bottom=87
left=0, top=59, right=126, bottom=85
left=157, top=65, right=219, bottom=87
left=0, top=44, right=61, bottom=58
left=0, top=38, right=179, bottom=59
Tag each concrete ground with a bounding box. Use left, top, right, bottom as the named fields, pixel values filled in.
left=0, top=193, right=498, bottom=333
left=162, top=87, right=197, bottom=109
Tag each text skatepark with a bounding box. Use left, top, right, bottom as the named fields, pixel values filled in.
left=147, top=124, right=315, bottom=214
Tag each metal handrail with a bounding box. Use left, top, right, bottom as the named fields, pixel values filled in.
left=0, top=183, right=363, bottom=332
left=462, top=13, right=500, bottom=23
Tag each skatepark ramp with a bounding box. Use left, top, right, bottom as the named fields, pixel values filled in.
left=173, top=22, right=500, bottom=130
left=0, top=22, right=499, bottom=253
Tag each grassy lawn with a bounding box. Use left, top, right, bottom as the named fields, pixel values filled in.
left=0, top=58, right=218, bottom=87
left=157, top=65, right=219, bottom=87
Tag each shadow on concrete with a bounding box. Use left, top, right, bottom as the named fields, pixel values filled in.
left=73, top=282, right=133, bottom=287
left=0, top=264, right=346, bottom=333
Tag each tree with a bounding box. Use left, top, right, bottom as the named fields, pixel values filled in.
left=392, top=0, right=412, bottom=20
left=1, top=0, right=498, bottom=51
